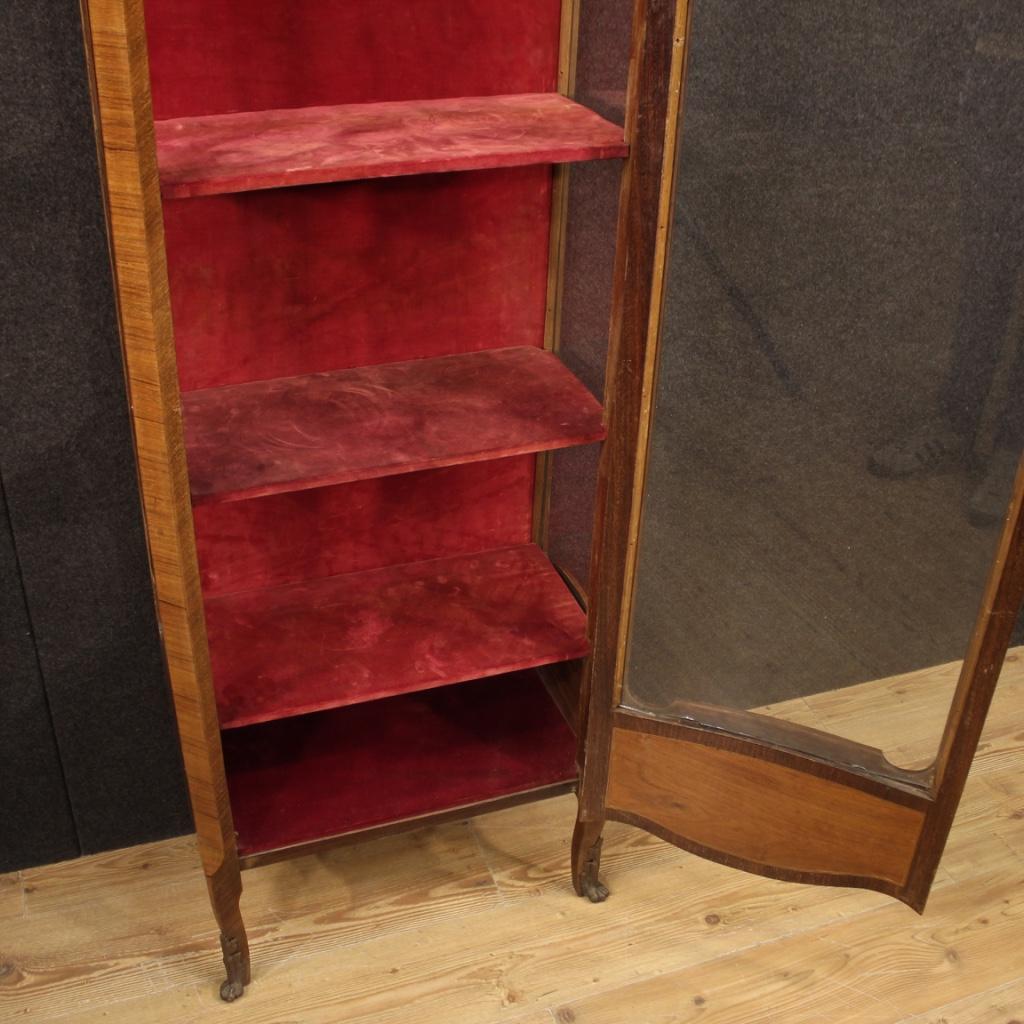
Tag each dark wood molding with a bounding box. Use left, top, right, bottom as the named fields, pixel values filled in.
left=573, top=0, right=694, bottom=890
left=904, top=457, right=1024, bottom=909
left=613, top=709, right=931, bottom=807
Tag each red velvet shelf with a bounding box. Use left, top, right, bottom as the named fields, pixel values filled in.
left=222, top=671, right=578, bottom=857
left=182, top=346, right=606, bottom=506
left=156, top=93, right=627, bottom=198
left=206, top=543, right=588, bottom=729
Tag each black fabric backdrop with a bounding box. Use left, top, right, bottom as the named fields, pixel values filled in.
left=0, top=1, right=191, bottom=870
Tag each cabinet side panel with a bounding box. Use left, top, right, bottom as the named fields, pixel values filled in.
left=81, top=0, right=237, bottom=875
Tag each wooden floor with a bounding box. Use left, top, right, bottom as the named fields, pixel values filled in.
left=3, top=648, right=1023, bottom=1023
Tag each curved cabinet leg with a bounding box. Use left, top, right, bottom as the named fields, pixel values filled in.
left=572, top=816, right=610, bottom=902
left=208, top=863, right=251, bottom=1002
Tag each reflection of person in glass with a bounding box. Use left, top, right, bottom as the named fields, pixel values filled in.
left=870, top=3, right=1023, bottom=526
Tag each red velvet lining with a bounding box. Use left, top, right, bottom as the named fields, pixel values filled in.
left=206, top=544, right=588, bottom=729
left=144, top=0, right=561, bottom=119
left=164, top=168, right=552, bottom=392
left=157, top=94, right=626, bottom=199
left=223, top=670, right=577, bottom=857
left=182, top=348, right=605, bottom=505
left=193, top=458, right=535, bottom=598
left=147, top=0, right=593, bottom=818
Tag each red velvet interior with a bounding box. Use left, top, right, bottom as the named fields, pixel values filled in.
left=147, top=0, right=596, bottom=840
left=207, top=544, right=588, bottom=729
left=163, top=168, right=552, bottom=391
left=157, top=94, right=627, bottom=199
left=223, top=671, right=577, bottom=857
left=183, top=348, right=605, bottom=505
left=144, top=0, right=561, bottom=119
left=194, top=458, right=535, bottom=598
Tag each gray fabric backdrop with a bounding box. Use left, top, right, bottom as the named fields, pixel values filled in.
left=0, top=1, right=191, bottom=871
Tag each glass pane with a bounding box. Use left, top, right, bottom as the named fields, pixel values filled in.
left=548, top=0, right=633, bottom=589
left=623, top=0, right=1024, bottom=771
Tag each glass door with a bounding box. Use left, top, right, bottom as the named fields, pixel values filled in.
left=573, top=0, right=1024, bottom=910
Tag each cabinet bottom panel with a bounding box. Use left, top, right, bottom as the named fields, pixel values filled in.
left=222, top=670, right=577, bottom=858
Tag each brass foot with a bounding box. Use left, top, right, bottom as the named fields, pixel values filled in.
left=582, top=876, right=610, bottom=903
left=572, top=819, right=609, bottom=902
left=218, top=931, right=249, bottom=1002
left=220, top=978, right=245, bottom=1002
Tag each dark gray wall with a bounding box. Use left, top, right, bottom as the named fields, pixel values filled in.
left=0, top=1, right=191, bottom=869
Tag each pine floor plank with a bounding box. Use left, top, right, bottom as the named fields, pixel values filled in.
left=2, top=652, right=1021, bottom=1023
left=550, top=871, right=1024, bottom=1024
left=902, top=975, right=1024, bottom=1024
left=0, top=824, right=498, bottom=1020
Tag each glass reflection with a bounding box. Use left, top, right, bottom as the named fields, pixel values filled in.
left=623, top=0, right=1024, bottom=770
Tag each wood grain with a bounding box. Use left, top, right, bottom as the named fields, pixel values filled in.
left=79, top=0, right=236, bottom=887
left=572, top=0, right=1024, bottom=913
left=909, top=455, right=1024, bottom=906
left=573, top=0, right=694, bottom=882
left=607, top=721, right=926, bottom=892
left=3, top=654, right=1022, bottom=1022
left=535, top=0, right=585, bottom=551
left=79, top=0, right=248, bottom=990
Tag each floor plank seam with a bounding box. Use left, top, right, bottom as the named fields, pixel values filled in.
left=469, top=820, right=524, bottom=908
left=896, top=973, right=1024, bottom=1024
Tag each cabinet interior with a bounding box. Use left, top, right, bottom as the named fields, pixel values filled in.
left=145, top=0, right=624, bottom=857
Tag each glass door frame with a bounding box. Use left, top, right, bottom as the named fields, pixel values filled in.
left=573, top=0, right=1024, bottom=911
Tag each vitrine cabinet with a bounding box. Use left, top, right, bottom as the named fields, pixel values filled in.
left=82, top=0, right=1024, bottom=1002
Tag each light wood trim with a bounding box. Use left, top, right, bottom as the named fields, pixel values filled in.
left=78, top=0, right=237, bottom=881
left=544, top=0, right=583, bottom=355
left=936, top=456, right=1024, bottom=786
left=901, top=455, right=1024, bottom=907
left=607, top=720, right=926, bottom=897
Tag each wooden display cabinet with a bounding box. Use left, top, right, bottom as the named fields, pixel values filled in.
left=81, top=0, right=1024, bottom=1002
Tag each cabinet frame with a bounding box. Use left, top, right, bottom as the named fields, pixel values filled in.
left=80, top=0, right=1024, bottom=1003
left=80, top=0, right=607, bottom=1000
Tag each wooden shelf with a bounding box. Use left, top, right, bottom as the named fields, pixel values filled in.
left=156, top=93, right=627, bottom=198
left=183, top=347, right=605, bottom=506
left=206, top=543, right=588, bottom=729
left=222, top=671, right=577, bottom=858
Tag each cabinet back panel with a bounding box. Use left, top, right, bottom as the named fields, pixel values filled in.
left=194, top=458, right=535, bottom=598
left=144, top=0, right=561, bottom=120
left=165, top=168, right=551, bottom=391
left=148, top=2, right=561, bottom=646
